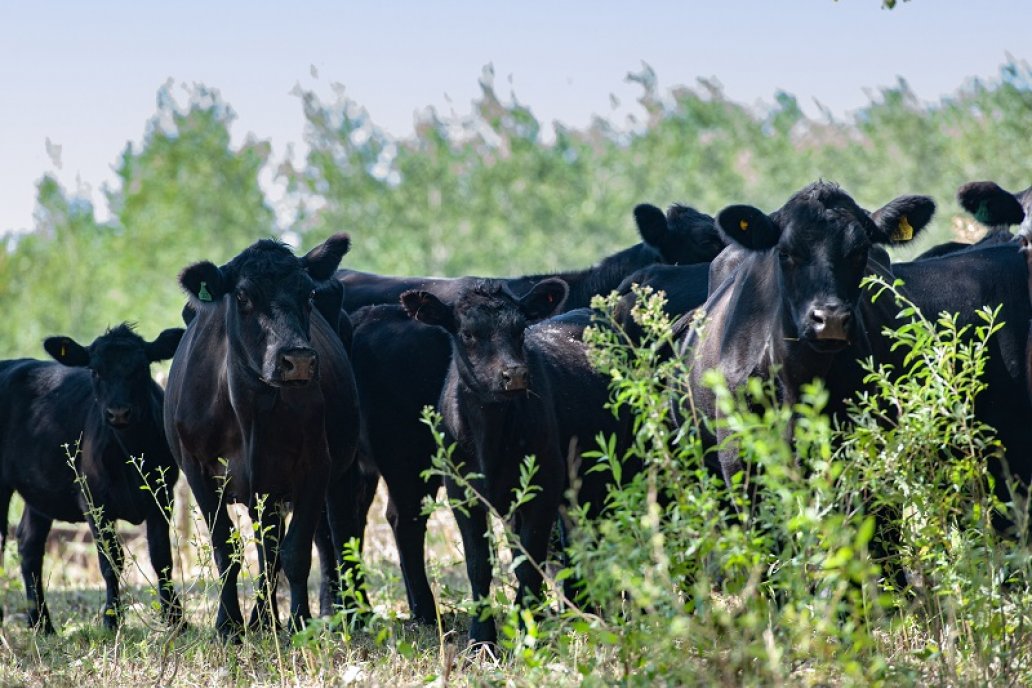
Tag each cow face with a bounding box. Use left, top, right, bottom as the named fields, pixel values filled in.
left=402, top=278, right=568, bottom=401
left=179, top=234, right=350, bottom=387
left=44, top=325, right=184, bottom=428
left=716, top=182, right=934, bottom=352
left=635, top=203, right=727, bottom=265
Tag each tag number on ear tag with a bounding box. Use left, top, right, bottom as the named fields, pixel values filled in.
left=198, top=281, right=213, bottom=302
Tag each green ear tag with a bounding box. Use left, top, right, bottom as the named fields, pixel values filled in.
left=198, top=281, right=213, bottom=302
left=974, top=200, right=991, bottom=224
left=891, top=215, right=914, bottom=242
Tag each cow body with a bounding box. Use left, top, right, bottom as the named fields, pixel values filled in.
left=164, top=235, right=360, bottom=636
left=402, top=278, right=568, bottom=644
left=347, top=203, right=726, bottom=625
left=0, top=325, right=183, bottom=633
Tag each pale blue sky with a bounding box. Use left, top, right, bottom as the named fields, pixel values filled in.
left=1, top=1, right=1029, bottom=233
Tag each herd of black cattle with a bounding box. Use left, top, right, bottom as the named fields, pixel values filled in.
left=0, top=178, right=1030, bottom=646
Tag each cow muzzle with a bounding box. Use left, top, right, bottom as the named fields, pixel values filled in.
left=500, top=364, right=529, bottom=393
left=273, top=347, right=319, bottom=385
left=105, top=406, right=132, bottom=428
left=809, top=306, right=852, bottom=343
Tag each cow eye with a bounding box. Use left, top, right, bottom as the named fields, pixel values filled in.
left=91, top=370, right=100, bottom=381
left=309, top=290, right=316, bottom=302
left=460, top=331, right=476, bottom=344
left=235, top=290, right=251, bottom=309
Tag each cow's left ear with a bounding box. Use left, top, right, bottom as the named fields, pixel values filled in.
left=180, top=261, right=230, bottom=305
left=519, top=278, right=568, bottom=321
left=301, top=233, right=351, bottom=281
left=43, top=336, right=90, bottom=367
left=869, top=195, right=935, bottom=245
left=145, top=328, right=185, bottom=362
left=715, top=205, right=780, bottom=251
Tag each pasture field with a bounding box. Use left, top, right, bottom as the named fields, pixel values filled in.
left=2, top=286, right=1032, bottom=687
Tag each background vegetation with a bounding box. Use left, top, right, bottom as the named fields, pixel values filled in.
left=1, top=61, right=1030, bottom=356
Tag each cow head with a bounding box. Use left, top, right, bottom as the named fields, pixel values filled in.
left=716, top=181, right=934, bottom=352
left=44, top=324, right=184, bottom=429
left=179, top=233, right=351, bottom=387
left=401, top=278, right=568, bottom=401
left=635, top=203, right=727, bottom=265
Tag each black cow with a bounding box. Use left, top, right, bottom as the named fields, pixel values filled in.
left=338, top=202, right=727, bottom=312
left=346, top=202, right=726, bottom=626
left=0, top=324, right=184, bottom=633
left=401, top=278, right=569, bottom=645
left=680, top=181, right=935, bottom=488
left=164, top=234, right=360, bottom=637
left=887, top=182, right=1032, bottom=519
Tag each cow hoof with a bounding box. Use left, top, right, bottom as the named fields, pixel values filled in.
left=101, top=606, right=122, bottom=632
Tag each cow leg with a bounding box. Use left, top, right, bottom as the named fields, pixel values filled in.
left=0, top=484, right=10, bottom=624
left=313, top=511, right=339, bottom=617
left=248, top=501, right=285, bottom=631
left=17, top=507, right=55, bottom=634
left=512, top=506, right=555, bottom=624
left=145, top=512, right=183, bottom=627
left=385, top=492, right=436, bottom=624
left=280, top=484, right=322, bottom=632
left=323, top=462, right=377, bottom=618
left=185, top=470, right=244, bottom=638
left=87, top=512, right=125, bottom=630
left=446, top=477, right=496, bottom=645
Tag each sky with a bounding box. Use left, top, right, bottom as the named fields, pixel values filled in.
left=0, top=0, right=1029, bottom=234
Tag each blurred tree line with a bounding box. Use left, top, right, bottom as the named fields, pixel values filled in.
left=0, top=62, right=1030, bottom=357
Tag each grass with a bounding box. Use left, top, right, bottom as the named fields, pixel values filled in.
left=0, top=482, right=595, bottom=687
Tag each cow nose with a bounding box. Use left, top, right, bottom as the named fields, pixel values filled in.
left=277, top=348, right=318, bottom=382
left=105, top=407, right=131, bottom=426
left=501, top=365, right=528, bottom=392
left=810, top=307, right=852, bottom=341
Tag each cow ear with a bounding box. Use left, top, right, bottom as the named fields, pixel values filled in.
left=519, top=278, right=568, bottom=321
left=400, top=290, right=455, bottom=332
left=301, top=233, right=351, bottom=281
left=715, top=205, right=780, bottom=250
left=44, top=336, right=90, bottom=367
left=958, top=181, right=1025, bottom=226
left=146, top=328, right=185, bottom=362
left=633, top=204, right=668, bottom=248
left=869, top=195, right=935, bottom=245
left=180, top=261, right=229, bottom=305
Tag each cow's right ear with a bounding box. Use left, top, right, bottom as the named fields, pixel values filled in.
left=958, top=181, right=1025, bottom=226
left=400, top=290, right=455, bottom=332
left=633, top=204, right=668, bottom=248
left=43, top=336, right=90, bottom=367
left=715, top=205, right=780, bottom=251
left=180, top=261, right=229, bottom=305
left=146, top=328, right=185, bottom=362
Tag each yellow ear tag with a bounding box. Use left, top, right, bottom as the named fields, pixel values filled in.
left=739, top=219, right=749, bottom=232
left=892, top=215, right=914, bottom=242
left=60, top=343, right=67, bottom=357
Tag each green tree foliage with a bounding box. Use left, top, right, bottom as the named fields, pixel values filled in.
left=1, top=62, right=1030, bottom=355
left=0, top=84, right=274, bottom=356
